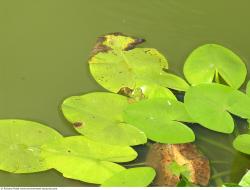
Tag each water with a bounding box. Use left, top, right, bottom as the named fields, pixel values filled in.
left=0, top=0, right=250, bottom=186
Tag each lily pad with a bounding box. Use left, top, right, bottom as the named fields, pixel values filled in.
left=118, top=84, right=177, bottom=102
left=61, top=92, right=147, bottom=146
left=0, top=119, right=62, bottom=173
left=139, top=84, right=177, bottom=100
left=183, top=44, right=247, bottom=89
left=233, top=134, right=250, bottom=155
left=239, top=170, right=250, bottom=187
left=123, top=98, right=195, bottom=144
left=101, top=167, right=156, bottom=187
left=184, top=83, right=250, bottom=133
left=41, top=136, right=136, bottom=184
left=89, top=33, right=189, bottom=92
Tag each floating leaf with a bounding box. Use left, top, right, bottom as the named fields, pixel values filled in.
left=42, top=136, right=137, bottom=162
left=239, top=170, right=250, bottom=187
left=123, top=98, right=195, bottom=144
left=101, top=167, right=156, bottom=187
left=185, top=83, right=250, bottom=133
left=62, top=92, right=147, bottom=146
left=183, top=44, right=247, bottom=89
left=41, top=136, right=136, bottom=184
left=140, top=84, right=177, bottom=100
left=118, top=84, right=177, bottom=103
left=233, top=134, right=250, bottom=155
left=0, top=119, right=62, bottom=173
left=89, top=33, right=189, bottom=92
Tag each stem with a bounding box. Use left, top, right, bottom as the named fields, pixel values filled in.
left=212, top=167, right=224, bottom=186
left=123, top=162, right=145, bottom=167
left=197, top=135, right=235, bottom=154
left=211, top=170, right=231, bottom=179
left=233, top=126, right=239, bottom=137
left=211, top=160, right=230, bottom=164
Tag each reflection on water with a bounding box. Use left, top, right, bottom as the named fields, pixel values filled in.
left=1, top=0, right=250, bottom=186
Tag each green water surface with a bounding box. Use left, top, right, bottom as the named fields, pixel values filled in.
left=1, top=0, right=250, bottom=186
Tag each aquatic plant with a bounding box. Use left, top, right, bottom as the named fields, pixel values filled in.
left=1, top=33, right=250, bottom=187
left=0, top=119, right=62, bottom=173
left=61, top=92, right=147, bottom=146
left=183, top=44, right=246, bottom=89
left=101, top=167, right=156, bottom=187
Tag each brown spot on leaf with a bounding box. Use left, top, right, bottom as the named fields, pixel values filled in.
left=90, top=33, right=145, bottom=58
left=146, top=143, right=210, bottom=186
left=117, top=87, right=133, bottom=97
left=73, top=122, right=83, bottom=128
left=91, top=36, right=112, bottom=57
left=109, top=32, right=125, bottom=36
left=124, top=38, right=145, bottom=51
left=127, top=98, right=137, bottom=104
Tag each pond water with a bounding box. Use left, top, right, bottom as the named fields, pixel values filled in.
left=0, top=0, right=250, bottom=186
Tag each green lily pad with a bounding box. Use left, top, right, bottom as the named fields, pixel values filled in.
left=239, top=170, right=250, bottom=187
left=233, top=134, right=250, bottom=155
left=61, top=92, right=147, bottom=146
left=184, top=83, right=250, bottom=133
left=123, top=98, right=195, bottom=144
left=101, top=167, right=156, bottom=187
left=42, top=136, right=136, bottom=184
left=183, top=44, right=247, bottom=89
left=89, top=33, right=189, bottom=92
left=0, top=119, right=62, bottom=173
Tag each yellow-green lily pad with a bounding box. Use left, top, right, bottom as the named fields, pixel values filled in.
left=41, top=136, right=135, bottom=184
left=0, top=119, right=62, bottom=173
left=89, top=33, right=189, bottom=92
left=61, top=92, right=147, bottom=146
left=233, top=134, right=250, bottom=155
left=101, top=167, right=156, bottom=187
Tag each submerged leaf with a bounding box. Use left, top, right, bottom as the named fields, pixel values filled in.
left=246, top=81, right=250, bottom=96
left=183, top=44, right=247, bottom=89
left=62, top=92, right=147, bottom=146
left=123, top=98, right=195, bottom=144
left=41, top=136, right=136, bottom=184
left=101, top=167, right=156, bottom=187
left=239, top=170, right=250, bottom=187
left=89, top=33, right=189, bottom=92
left=0, top=119, right=62, bottom=173
left=222, top=183, right=240, bottom=187
left=185, top=83, right=250, bottom=133
left=233, top=134, right=250, bottom=155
